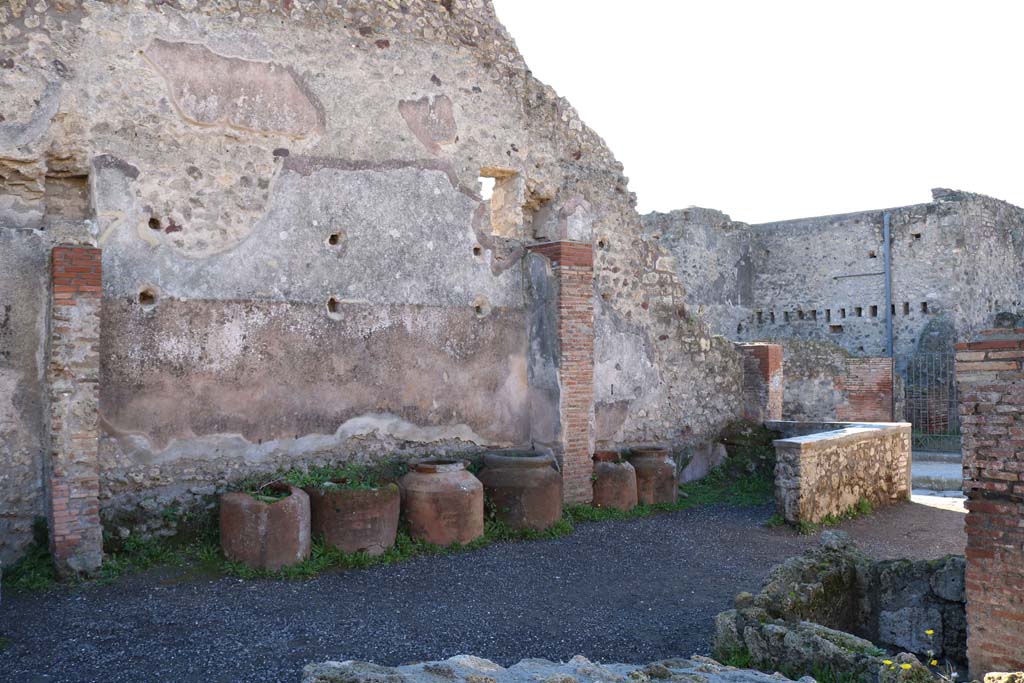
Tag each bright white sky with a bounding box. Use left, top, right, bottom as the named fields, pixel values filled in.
left=493, top=1, right=1024, bottom=224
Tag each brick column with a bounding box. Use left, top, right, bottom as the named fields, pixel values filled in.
left=527, top=241, right=594, bottom=504
left=956, top=329, right=1024, bottom=676
left=47, top=245, right=103, bottom=577
left=735, top=343, right=783, bottom=422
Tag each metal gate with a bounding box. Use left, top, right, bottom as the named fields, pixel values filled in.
left=903, top=352, right=960, bottom=451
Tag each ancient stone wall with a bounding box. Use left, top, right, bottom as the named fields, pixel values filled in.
left=956, top=328, right=1024, bottom=676
left=0, top=0, right=745, bottom=558
left=773, top=422, right=911, bottom=524
left=716, top=532, right=966, bottom=676
left=645, top=190, right=1024, bottom=372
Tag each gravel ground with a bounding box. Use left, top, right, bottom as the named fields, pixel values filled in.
left=0, top=500, right=966, bottom=683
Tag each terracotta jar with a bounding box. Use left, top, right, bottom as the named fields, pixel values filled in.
left=592, top=451, right=638, bottom=511
left=219, top=483, right=311, bottom=570
left=478, top=450, right=562, bottom=530
left=398, top=459, right=484, bottom=546
left=305, top=481, right=400, bottom=556
left=628, top=447, right=678, bottom=505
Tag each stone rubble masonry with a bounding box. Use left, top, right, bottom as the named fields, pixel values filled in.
left=772, top=422, right=911, bottom=524
left=47, top=245, right=104, bottom=577
left=528, top=241, right=594, bottom=504
left=836, top=357, right=894, bottom=422
left=955, top=328, right=1024, bottom=677
left=735, top=343, right=783, bottom=422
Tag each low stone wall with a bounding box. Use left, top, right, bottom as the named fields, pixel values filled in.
left=769, top=421, right=911, bottom=524
left=715, top=532, right=966, bottom=679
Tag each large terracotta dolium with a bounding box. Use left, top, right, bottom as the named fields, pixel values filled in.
left=477, top=451, right=562, bottom=530
left=305, top=482, right=400, bottom=556
left=591, top=451, right=638, bottom=511
left=628, top=448, right=678, bottom=505
left=398, top=459, right=484, bottom=546
left=219, top=483, right=311, bottom=570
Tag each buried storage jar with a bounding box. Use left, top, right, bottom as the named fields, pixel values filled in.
left=219, top=483, right=311, bottom=571
left=304, top=477, right=400, bottom=556
left=477, top=450, right=563, bottom=531
left=398, top=459, right=484, bottom=546
left=591, top=451, right=638, bottom=511
left=628, top=447, right=678, bottom=505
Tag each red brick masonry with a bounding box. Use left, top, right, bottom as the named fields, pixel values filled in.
left=528, top=241, right=594, bottom=504
left=837, top=357, right=894, bottom=422
left=48, top=246, right=104, bottom=577
left=736, top=343, right=783, bottom=422
left=956, top=328, right=1024, bottom=676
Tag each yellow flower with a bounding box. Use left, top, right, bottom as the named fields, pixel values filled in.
left=901, top=664, right=913, bottom=670
left=883, top=660, right=893, bottom=666
left=925, top=629, right=935, bottom=636
left=931, top=660, right=939, bottom=666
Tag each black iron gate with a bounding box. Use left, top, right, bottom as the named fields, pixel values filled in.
left=903, top=352, right=960, bottom=451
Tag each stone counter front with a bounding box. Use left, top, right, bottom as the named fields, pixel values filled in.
left=771, top=421, right=912, bottom=523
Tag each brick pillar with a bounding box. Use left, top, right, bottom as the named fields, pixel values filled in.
left=735, top=343, right=783, bottom=422
left=956, top=329, right=1024, bottom=676
left=47, top=245, right=104, bottom=577
left=527, top=241, right=594, bottom=504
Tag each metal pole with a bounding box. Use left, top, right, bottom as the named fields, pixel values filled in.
left=883, top=211, right=895, bottom=420
left=883, top=211, right=893, bottom=358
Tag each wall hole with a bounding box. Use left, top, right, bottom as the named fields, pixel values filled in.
left=473, top=296, right=492, bottom=318
left=769, top=311, right=775, bottom=323
left=810, top=309, right=818, bottom=321
left=139, top=288, right=157, bottom=307
left=326, top=230, right=346, bottom=248
left=783, top=311, right=790, bottom=322
left=797, top=310, right=805, bottom=321
left=737, top=323, right=743, bottom=334
left=921, top=301, right=929, bottom=313
left=868, top=250, right=877, bottom=258
left=912, top=232, right=922, bottom=240
left=869, top=305, right=878, bottom=317
left=148, top=217, right=161, bottom=231
left=327, top=297, right=340, bottom=314
left=855, top=307, right=863, bottom=317
left=890, top=303, right=896, bottom=315
left=829, top=324, right=844, bottom=333
left=479, top=176, right=496, bottom=201
left=472, top=245, right=482, bottom=256
left=903, top=302, right=910, bottom=315
left=840, top=308, right=847, bottom=319
left=825, top=309, right=832, bottom=323
left=756, top=311, right=763, bottom=324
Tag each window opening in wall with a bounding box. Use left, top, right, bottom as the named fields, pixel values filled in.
left=479, top=176, right=496, bottom=201
left=921, top=301, right=929, bottom=314
left=855, top=307, right=863, bottom=317
left=829, top=324, right=844, bottom=333
left=903, top=302, right=910, bottom=315
left=840, top=308, right=847, bottom=319
left=869, top=305, right=878, bottom=317
left=868, top=250, right=877, bottom=258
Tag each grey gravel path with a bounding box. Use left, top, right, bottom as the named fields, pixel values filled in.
left=0, top=500, right=961, bottom=683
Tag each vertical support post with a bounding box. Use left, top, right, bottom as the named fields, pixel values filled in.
left=526, top=241, right=595, bottom=504
left=47, top=245, right=104, bottom=577
left=956, top=328, right=1024, bottom=676
left=735, top=342, right=783, bottom=422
